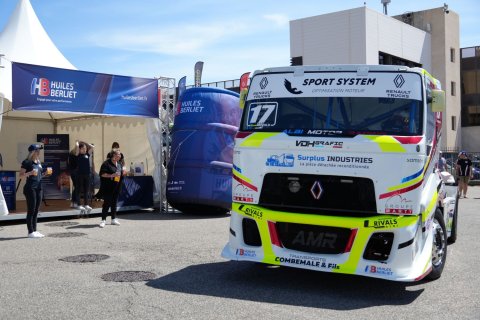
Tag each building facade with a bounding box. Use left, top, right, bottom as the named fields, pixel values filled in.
left=460, top=46, right=480, bottom=152
left=289, top=6, right=461, bottom=150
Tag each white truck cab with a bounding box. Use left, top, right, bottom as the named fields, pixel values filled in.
left=222, top=65, right=458, bottom=282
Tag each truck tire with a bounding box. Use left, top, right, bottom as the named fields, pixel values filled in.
left=448, top=193, right=459, bottom=244
left=427, top=208, right=448, bottom=280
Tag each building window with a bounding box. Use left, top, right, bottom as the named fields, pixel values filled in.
left=461, top=46, right=480, bottom=127
left=290, top=56, right=303, bottom=66
left=467, top=105, right=480, bottom=125
left=451, top=116, right=456, bottom=131
left=450, top=48, right=455, bottom=62
left=378, top=51, right=421, bottom=67
left=451, top=81, right=456, bottom=96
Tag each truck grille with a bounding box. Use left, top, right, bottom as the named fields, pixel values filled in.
left=259, top=173, right=377, bottom=216
left=276, top=222, right=352, bottom=254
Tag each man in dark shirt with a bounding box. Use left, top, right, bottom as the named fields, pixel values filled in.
left=456, top=151, right=473, bottom=198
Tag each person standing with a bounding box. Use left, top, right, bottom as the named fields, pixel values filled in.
left=98, top=149, right=124, bottom=227
left=456, top=151, right=473, bottom=198
left=437, top=151, right=447, bottom=172
left=107, top=142, right=125, bottom=167
left=95, top=142, right=125, bottom=200
left=19, top=144, right=52, bottom=238
left=75, top=140, right=94, bottom=212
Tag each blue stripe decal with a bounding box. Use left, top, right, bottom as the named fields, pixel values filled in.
left=233, top=164, right=242, bottom=173
left=401, top=167, right=424, bottom=183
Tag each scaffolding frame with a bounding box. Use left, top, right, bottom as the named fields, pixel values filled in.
left=157, top=77, right=176, bottom=212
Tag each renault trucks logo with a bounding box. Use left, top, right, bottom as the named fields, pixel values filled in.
left=259, top=77, right=269, bottom=89
left=31, top=78, right=78, bottom=99
left=284, top=79, right=303, bottom=94
left=394, top=75, right=405, bottom=88
left=310, top=181, right=323, bottom=199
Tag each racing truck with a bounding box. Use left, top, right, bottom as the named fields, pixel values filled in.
left=221, top=65, right=459, bottom=282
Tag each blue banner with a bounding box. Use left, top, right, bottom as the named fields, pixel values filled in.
left=178, top=76, right=186, bottom=99
left=37, top=134, right=70, bottom=200
left=0, top=171, right=16, bottom=210
left=12, top=63, right=159, bottom=118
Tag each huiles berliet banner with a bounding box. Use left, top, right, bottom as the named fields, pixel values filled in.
left=12, top=62, right=159, bottom=118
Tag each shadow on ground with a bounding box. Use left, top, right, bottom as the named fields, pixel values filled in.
left=0, top=236, right=26, bottom=241
left=119, top=211, right=230, bottom=221
left=66, top=224, right=100, bottom=229
left=146, top=261, right=424, bottom=310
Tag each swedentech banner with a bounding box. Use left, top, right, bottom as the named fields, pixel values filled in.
left=12, top=63, right=158, bottom=118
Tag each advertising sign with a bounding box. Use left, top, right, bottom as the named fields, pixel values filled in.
left=247, top=72, right=423, bottom=101
left=0, top=171, right=16, bottom=211
left=178, top=76, right=186, bottom=99
left=167, top=87, right=241, bottom=211
left=194, top=61, right=204, bottom=87
left=37, top=134, right=70, bottom=200
left=12, top=63, right=159, bottom=118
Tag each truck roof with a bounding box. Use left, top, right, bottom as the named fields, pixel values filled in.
left=252, top=65, right=425, bottom=76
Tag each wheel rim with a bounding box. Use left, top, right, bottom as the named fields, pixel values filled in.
left=432, top=218, right=446, bottom=267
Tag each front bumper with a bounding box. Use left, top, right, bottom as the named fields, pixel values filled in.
left=221, top=203, right=434, bottom=282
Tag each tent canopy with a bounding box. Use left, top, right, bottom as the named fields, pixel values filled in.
left=0, top=0, right=81, bottom=121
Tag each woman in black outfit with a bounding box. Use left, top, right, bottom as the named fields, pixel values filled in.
left=95, top=142, right=124, bottom=200
left=19, top=144, right=52, bottom=238
left=98, top=149, right=124, bottom=228
left=75, top=140, right=94, bottom=212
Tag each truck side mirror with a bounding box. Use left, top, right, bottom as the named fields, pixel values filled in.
left=430, top=89, right=446, bottom=112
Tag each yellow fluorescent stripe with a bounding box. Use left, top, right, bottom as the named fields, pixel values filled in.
left=335, top=229, right=370, bottom=274
left=232, top=203, right=418, bottom=228
left=239, top=132, right=279, bottom=147
left=232, top=203, right=419, bottom=269
left=259, top=220, right=280, bottom=265
left=364, top=135, right=406, bottom=153
left=387, top=174, right=424, bottom=191
left=422, top=256, right=431, bottom=273
left=421, top=191, right=438, bottom=222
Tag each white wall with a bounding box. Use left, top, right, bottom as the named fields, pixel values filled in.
left=290, top=7, right=367, bottom=64
left=56, top=117, right=154, bottom=176
left=0, top=116, right=155, bottom=201
left=366, top=9, right=431, bottom=70
left=290, top=7, right=431, bottom=69
left=0, top=118, right=54, bottom=200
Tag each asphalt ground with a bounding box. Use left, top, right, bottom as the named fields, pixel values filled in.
left=1, top=187, right=479, bottom=320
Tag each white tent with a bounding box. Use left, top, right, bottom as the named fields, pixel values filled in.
left=0, top=0, right=76, bottom=118
left=0, top=0, right=170, bottom=217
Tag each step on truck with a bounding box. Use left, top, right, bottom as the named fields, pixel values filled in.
left=221, top=65, right=459, bottom=282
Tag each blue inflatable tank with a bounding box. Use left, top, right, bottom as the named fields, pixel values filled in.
left=166, top=87, right=241, bottom=213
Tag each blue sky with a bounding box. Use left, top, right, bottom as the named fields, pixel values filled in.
left=0, top=0, right=479, bottom=85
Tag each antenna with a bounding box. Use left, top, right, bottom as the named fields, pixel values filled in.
left=381, top=0, right=391, bottom=15
left=443, top=3, right=449, bottom=14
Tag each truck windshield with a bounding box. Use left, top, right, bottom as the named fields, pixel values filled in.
left=242, top=96, right=422, bottom=136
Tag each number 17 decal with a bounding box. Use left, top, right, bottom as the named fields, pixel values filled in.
left=247, top=102, right=278, bottom=127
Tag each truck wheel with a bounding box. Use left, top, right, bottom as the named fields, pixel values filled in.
left=427, top=208, right=448, bottom=280
left=448, top=193, right=459, bottom=244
